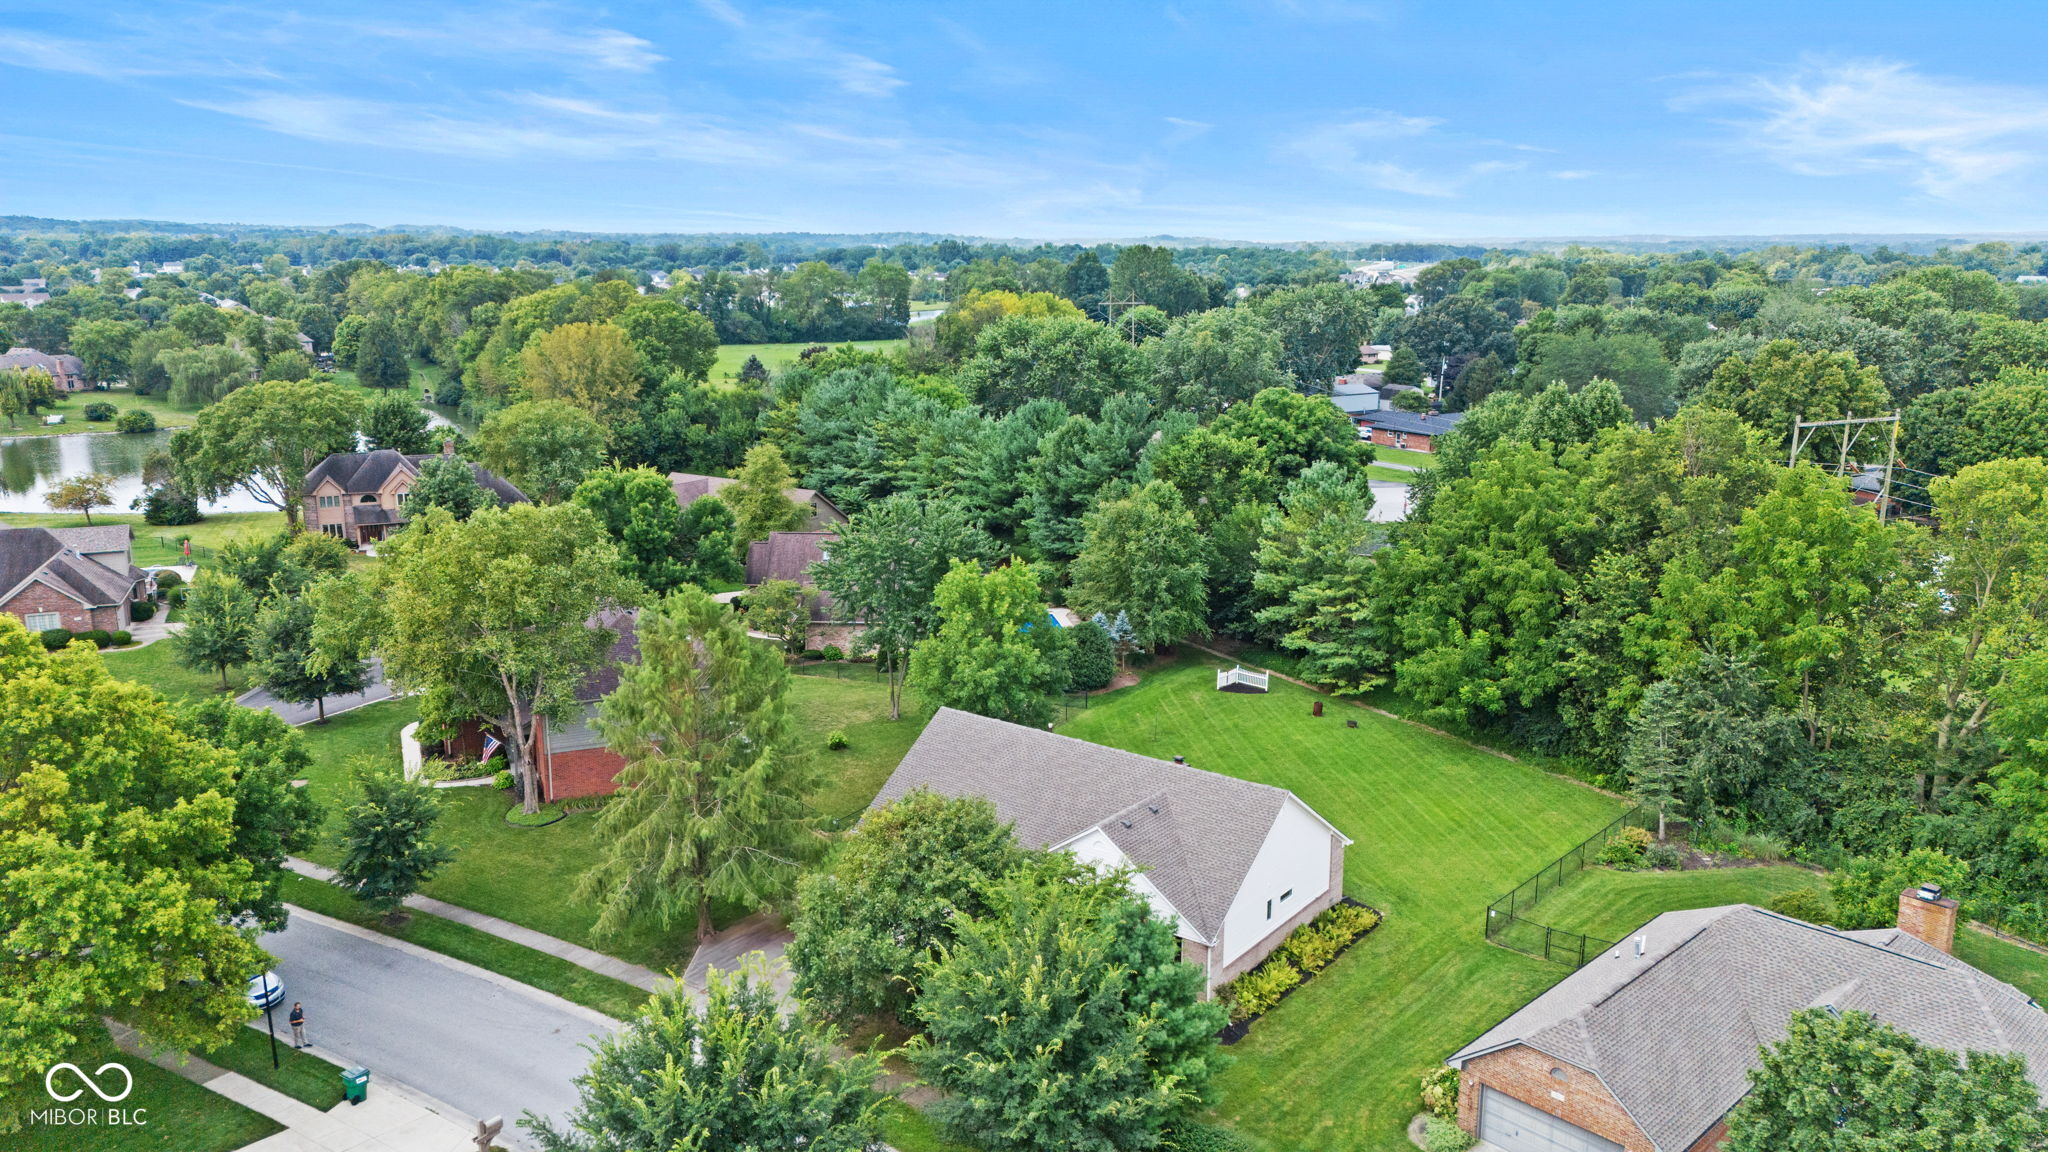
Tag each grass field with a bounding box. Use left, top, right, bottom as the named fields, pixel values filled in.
left=100, top=628, right=253, bottom=700
left=1, top=387, right=203, bottom=438
left=1956, top=929, right=2048, bottom=1003
left=289, top=670, right=927, bottom=974
left=1369, top=446, right=1438, bottom=470
left=16, top=1030, right=282, bottom=1152
left=1364, top=465, right=1418, bottom=484
left=0, top=509, right=288, bottom=566
left=712, top=340, right=906, bottom=382
left=204, top=1025, right=347, bottom=1110
left=1519, top=865, right=1825, bottom=942
left=279, top=873, right=651, bottom=1020
left=1059, top=657, right=1623, bottom=1152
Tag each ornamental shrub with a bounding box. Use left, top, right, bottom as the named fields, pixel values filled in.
left=1419, top=1065, right=1461, bottom=1120
left=1423, top=1116, right=1477, bottom=1152
left=1767, top=886, right=1838, bottom=926
left=820, top=644, right=844, bottom=661
left=116, top=407, right=157, bottom=433
left=1644, top=840, right=1683, bottom=870
left=1066, top=617, right=1116, bottom=691
left=1280, top=923, right=1344, bottom=974
left=1313, top=902, right=1380, bottom=939
left=433, top=378, right=464, bottom=406
left=110, top=630, right=132, bottom=647
left=1222, top=958, right=1300, bottom=1022
left=129, top=600, right=157, bottom=621
left=76, top=629, right=113, bottom=648
left=140, top=483, right=200, bottom=524
left=83, top=401, right=117, bottom=421
left=1599, top=826, right=1653, bottom=868
left=825, top=729, right=849, bottom=750
left=153, top=569, right=184, bottom=590
left=492, top=769, right=513, bottom=790
left=39, top=627, right=73, bottom=650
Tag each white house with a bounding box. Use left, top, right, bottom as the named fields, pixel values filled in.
left=870, top=707, right=1352, bottom=991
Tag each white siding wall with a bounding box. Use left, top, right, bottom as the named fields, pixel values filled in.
left=1218, top=798, right=1336, bottom=967
left=1061, top=827, right=1202, bottom=942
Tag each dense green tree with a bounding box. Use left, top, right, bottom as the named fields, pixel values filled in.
left=42, top=471, right=114, bottom=523
left=255, top=592, right=371, bottom=723
left=1145, top=307, right=1289, bottom=415
left=314, top=503, right=631, bottom=814
left=475, top=399, right=607, bottom=504
left=405, top=454, right=501, bottom=521
left=172, top=378, right=364, bottom=531
left=126, top=325, right=192, bottom=395
left=1108, top=244, right=1213, bottom=316
left=615, top=296, right=718, bottom=383
left=351, top=313, right=411, bottom=390
left=1252, top=462, right=1383, bottom=693
left=719, top=441, right=810, bottom=549
left=676, top=497, right=744, bottom=586
left=789, top=790, right=1027, bottom=1025
left=1725, top=1009, right=2048, bottom=1152
left=175, top=573, right=259, bottom=687
left=583, top=587, right=820, bottom=942
left=521, top=321, right=643, bottom=423
left=812, top=494, right=997, bottom=718
left=0, top=619, right=274, bottom=1126
left=261, top=348, right=314, bottom=382
left=935, top=289, right=1086, bottom=359
left=1902, top=372, right=2048, bottom=477
left=1701, top=339, right=1890, bottom=455
left=1249, top=281, right=1381, bottom=388
left=171, top=695, right=323, bottom=932
left=1828, top=849, right=1972, bottom=930
left=68, top=317, right=138, bottom=383
left=1024, top=395, right=1161, bottom=560
left=1067, top=616, right=1117, bottom=690
left=1063, top=250, right=1111, bottom=316
left=958, top=315, right=1147, bottom=415
left=527, top=971, right=883, bottom=1152
left=362, top=390, right=435, bottom=454
left=910, top=560, right=1066, bottom=727
left=1517, top=331, right=1676, bottom=420
left=1622, top=655, right=1802, bottom=831
left=743, top=579, right=812, bottom=654
left=160, top=343, right=257, bottom=405
left=1210, top=385, right=1368, bottom=483
left=1069, top=481, right=1210, bottom=653
left=573, top=466, right=698, bottom=595
left=911, top=867, right=1226, bottom=1152
left=335, top=760, right=453, bottom=915
left=1382, top=346, right=1425, bottom=389
left=1144, top=425, right=1274, bottom=527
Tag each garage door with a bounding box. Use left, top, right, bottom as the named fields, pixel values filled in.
left=1478, top=1087, right=1624, bottom=1152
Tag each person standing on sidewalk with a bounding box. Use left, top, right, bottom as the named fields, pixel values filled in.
left=289, top=1002, right=307, bottom=1048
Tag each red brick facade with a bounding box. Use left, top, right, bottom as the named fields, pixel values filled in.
left=2, top=579, right=128, bottom=633
left=1360, top=424, right=1436, bottom=452
left=1459, top=1045, right=1655, bottom=1152
left=1898, top=888, right=1960, bottom=953
left=542, top=746, right=625, bottom=802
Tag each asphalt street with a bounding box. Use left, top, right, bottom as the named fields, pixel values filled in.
left=260, top=911, right=616, bottom=1147
left=237, top=659, right=393, bottom=726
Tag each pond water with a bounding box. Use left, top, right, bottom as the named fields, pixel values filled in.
left=0, top=401, right=466, bottom=515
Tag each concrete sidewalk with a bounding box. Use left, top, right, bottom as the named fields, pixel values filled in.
left=106, top=1021, right=477, bottom=1152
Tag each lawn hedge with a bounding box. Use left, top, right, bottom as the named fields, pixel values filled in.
left=1217, top=899, right=1382, bottom=1037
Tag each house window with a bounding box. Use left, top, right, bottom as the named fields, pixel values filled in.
left=23, top=611, right=61, bottom=631
left=1550, top=1067, right=1568, bottom=1082
left=1265, top=899, right=1273, bottom=920
left=317, top=494, right=341, bottom=509
left=1280, top=889, right=1294, bottom=903
left=358, top=494, right=377, bottom=503
left=322, top=524, right=345, bottom=538
left=395, top=491, right=407, bottom=505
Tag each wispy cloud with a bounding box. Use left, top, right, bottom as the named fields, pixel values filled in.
left=696, top=0, right=903, bottom=96
left=352, top=16, right=664, bottom=73
left=1551, top=169, right=1596, bottom=180
left=1681, top=56, right=2048, bottom=199
left=1276, top=111, right=1495, bottom=196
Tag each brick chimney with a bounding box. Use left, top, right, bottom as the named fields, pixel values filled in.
left=1898, top=884, right=1959, bottom=954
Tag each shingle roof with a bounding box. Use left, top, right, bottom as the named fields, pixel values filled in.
left=1357, top=408, right=1464, bottom=437
left=572, top=608, right=640, bottom=703
left=669, top=473, right=845, bottom=525
left=302, top=449, right=527, bottom=506
left=870, top=708, right=1343, bottom=942
left=0, top=346, right=81, bottom=375
left=46, top=524, right=131, bottom=557
left=1450, top=905, right=2048, bottom=1152
left=0, top=527, right=137, bottom=608
left=744, top=531, right=841, bottom=619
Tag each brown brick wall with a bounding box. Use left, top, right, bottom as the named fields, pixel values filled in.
left=3, top=581, right=126, bottom=633
left=1361, top=425, right=1436, bottom=453
left=1458, top=1045, right=1654, bottom=1152
left=544, top=746, right=625, bottom=801
left=1686, top=1118, right=1730, bottom=1152
left=1898, top=889, right=1959, bottom=953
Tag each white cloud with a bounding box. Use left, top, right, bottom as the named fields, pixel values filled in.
left=1686, top=57, right=2048, bottom=199
left=695, top=1, right=904, bottom=96
left=1277, top=112, right=1535, bottom=197
left=1551, top=169, right=1595, bottom=180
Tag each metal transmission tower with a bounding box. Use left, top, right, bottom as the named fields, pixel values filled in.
left=1788, top=410, right=1904, bottom=520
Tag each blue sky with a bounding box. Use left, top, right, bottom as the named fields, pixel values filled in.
left=3, top=1, right=2046, bottom=241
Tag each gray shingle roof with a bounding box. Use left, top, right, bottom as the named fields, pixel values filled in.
left=46, top=524, right=131, bottom=558
left=1450, top=905, right=2048, bottom=1152
left=669, top=473, right=846, bottom=526
left=302, top=449, right=527, bottom=506
left=1357, top=408, right=1465, bottom=437
left=870, top=708, right=1341, bottom=941
left=0, top=527, right=137, bottom=608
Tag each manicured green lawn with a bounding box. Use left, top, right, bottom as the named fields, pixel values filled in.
left=298, top=698, right=418, bottom=799
left=99, top=631, right=252, bottom=701
left=2, top=388, right=202, bottom=437
left=15, top=1030, right=281, bottom=1152
left=279, top=873, right=650, bottom=1020
left=1059, top=658, right=1624, bottom=1152
left=879, top=1099, right=981, bottom=1152
left=1955, top=929, right=2048, bottom=1004
left=712, top=340, right=906, bottom=382
left=204, top=1025, right=347, bottom=1110
left=1368, top=446, right=1437, bottom=470
left=792, top=672, right=935, bottom=824
left=1364, top=465, right=1418, bottom=484
left=1521, top=865, right=1825, bottom=943
left=0, top=509, right=287, bottom=567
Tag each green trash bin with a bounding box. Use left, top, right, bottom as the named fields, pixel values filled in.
left=341, top=1066, right=369, bottom=1105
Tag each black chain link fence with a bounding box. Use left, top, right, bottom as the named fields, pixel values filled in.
left=1483, top=805, right=1654, bottom=968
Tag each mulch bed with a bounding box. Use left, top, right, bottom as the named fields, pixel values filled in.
left=1217, top=897, right=1384, bottom=1046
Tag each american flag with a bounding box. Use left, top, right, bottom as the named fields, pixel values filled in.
left=480, top=735, right=501, bottom=766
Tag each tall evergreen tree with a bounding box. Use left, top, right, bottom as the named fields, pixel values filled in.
left=581, top=587, right=821, bottom=942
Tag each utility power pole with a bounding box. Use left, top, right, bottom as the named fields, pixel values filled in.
left=1100, top=297, right=1147, bottom=342
left=1788, top=410, right=1903, bottom=520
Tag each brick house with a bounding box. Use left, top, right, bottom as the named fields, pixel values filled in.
left=0, top=346, right=89, bottom=391
left=1447, top=890, right=2048, bottom=1152
left=303, top=443, right=527, bottom=546
left=1353, top=408, right=1463, bottom=453
left=0, top=524, right=149, bottom=632
left=668, top=472, right=847, bottom=531
left=871, top=708, right=1352, bottom=994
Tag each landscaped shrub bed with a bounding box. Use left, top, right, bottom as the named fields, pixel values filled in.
left=1216, top=898, right=1382, bottom=1043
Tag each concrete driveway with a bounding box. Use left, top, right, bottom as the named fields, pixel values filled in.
left=260, top=908, right=615, bottom=1149
left=238, top=658, right=393, bottom=725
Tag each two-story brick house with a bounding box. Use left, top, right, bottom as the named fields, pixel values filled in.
left=303, top=443, right=527, bottom=547
left=0, top=346, right=89, bottom=391
left=0, top=524, right=149, bottom=632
